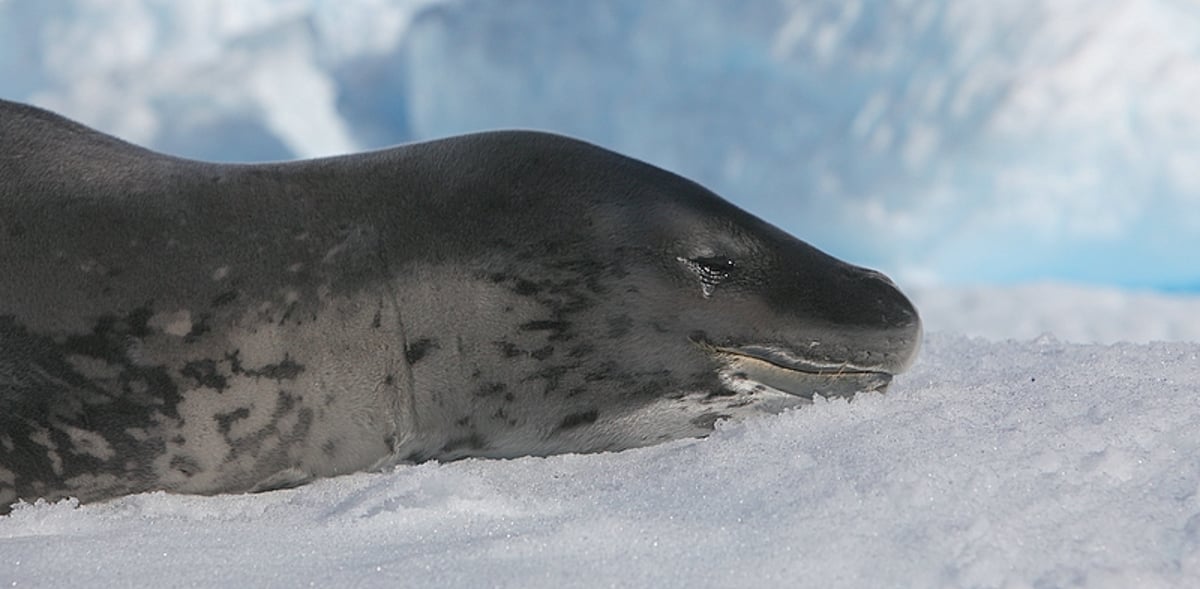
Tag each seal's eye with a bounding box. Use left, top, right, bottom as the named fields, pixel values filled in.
left=678, top=256, right=736, bottom=297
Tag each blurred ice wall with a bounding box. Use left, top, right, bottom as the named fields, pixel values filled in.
left=3, top=0, right=1198, bottom=290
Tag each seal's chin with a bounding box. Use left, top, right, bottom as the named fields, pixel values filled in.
left=713, top=346, right=893, bottom=400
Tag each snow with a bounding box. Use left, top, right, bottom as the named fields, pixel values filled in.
left=2, top=0, right=1199, bottom=289
left=3, top=1, right=1200, bottom=586
left=3, top=287, right=1200, bottom=587
left=913, top=283, right=1200, bottom=344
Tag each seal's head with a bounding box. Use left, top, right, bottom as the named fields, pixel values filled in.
left=386, top=131, right=921, bottom=459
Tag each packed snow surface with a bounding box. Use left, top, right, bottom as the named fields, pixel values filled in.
left=3, top=287, right=1200, bottom=588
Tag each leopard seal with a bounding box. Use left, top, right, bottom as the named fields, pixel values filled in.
left=0, top=99, right=921, bottom=513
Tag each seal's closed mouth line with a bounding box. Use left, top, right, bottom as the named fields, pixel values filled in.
left=715, top=346, right=892, bottom=377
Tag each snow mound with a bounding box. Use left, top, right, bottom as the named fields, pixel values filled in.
left=914, top=283, right=1200, bottom=343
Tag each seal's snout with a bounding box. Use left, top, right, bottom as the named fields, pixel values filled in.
left=762, top=245, right=923, bottom=378
left=838, top=263, right=922, bottom=374
left=889, top=298, right=923, bottom=374
left=862, top=267, right=922, bottom=374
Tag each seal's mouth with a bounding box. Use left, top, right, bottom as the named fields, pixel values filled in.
left=704, top=343, right=894, bottom=400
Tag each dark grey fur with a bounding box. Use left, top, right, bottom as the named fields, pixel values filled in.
left=0, top=99, right=920, bottom=513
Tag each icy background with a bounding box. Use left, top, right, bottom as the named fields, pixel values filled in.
left=3, top=1, right=1200, bottom=587
left=2, top=0, right=1199, bottom=289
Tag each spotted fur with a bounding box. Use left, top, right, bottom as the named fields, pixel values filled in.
left=0, top=100, right=920, bottom=512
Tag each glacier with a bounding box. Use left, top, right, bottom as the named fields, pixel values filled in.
left=2, top=0, right=1197, bottom=289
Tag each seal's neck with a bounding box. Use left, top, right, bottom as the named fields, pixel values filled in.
left=0, top=100, right=186, bottom=196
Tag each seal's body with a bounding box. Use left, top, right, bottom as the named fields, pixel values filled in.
left=0, top=100, right=920, bottom=512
